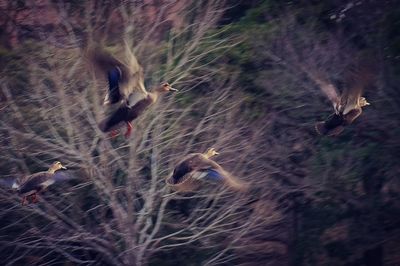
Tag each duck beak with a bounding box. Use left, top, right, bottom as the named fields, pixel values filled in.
left=61, top=166, right=67, bottom=170
left=214, top=151, right=220, bottom=155
left=169, top=87, right=178, bottom=92
left=365, top=102, right=370, bottom=105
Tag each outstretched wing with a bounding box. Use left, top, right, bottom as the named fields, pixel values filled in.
left=341, top=65, right=374, bottom=114
left=305, top=70, right=341, bottom=109
left=121, top=40, right=147, bottom=95
left=0, top=177, right=17, bottom=189
left=200, top=168, right=249, bottom=191
left=52, top=171, right=77, bottom=183
left=86, top=41, right=147, bottom=103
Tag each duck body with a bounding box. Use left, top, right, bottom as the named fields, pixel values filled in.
left=98, top=93, right=155, bottom=133
left=98, top=85, right=176, bottom=138
left=315, top=108, right=363, bottom=136
left=306, top=70, right=371, bottom=136
left=18, top=171, right=56, bottom=196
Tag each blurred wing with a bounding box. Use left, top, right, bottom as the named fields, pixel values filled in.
left=191, top=169, right=222, bottom=181
left=192, top=168, right=249, bottom=191
left=86, top=41, right=147, bottom=98
left=0, top=177, right=17, bottom=189
left=300, top=66, right=340, bottom=108
left=52, top=171, right=77, bottom=183
left=86, top=45, right=124, bottom=76
left=341, top=66, right=374, bottom=114
left=309, top=72, right=340, bottom=108
left=122, top=40, right=147, bottom=95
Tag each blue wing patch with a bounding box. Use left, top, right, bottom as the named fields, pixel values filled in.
left=107, top=67, right=122, bottom=104
left=204, top=169, right=224, bottom=182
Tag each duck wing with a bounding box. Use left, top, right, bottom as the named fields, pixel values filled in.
left=190, top=168, right=248, bottom=191
left=52, top=170, right=77, bottom=182
left=18, top=172, right=53, bottom=194
left=303, top=69, right=341, bottom=110
left=121, top=40, right=147, bottom=95
left=0, top=177, right=17, bottom=189
left=169, top=154, right=248, bottom=191
left=341, top=65, right=374, bottom=115
left=87, top=41, right=147, bottom=103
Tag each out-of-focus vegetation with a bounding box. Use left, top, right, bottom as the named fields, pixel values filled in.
left=0, top=0, right=399, bottom=265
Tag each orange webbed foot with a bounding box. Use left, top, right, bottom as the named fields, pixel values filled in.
left=31, top=193, right=39, bottom=203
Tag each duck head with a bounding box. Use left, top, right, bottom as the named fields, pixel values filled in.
left=358, top=97, right=370, bottom=107
left=204, top=148, right=219, bottom=158
left=48, top=161, right=67, bottom=173
left=156, top=82, right=178, bottom=93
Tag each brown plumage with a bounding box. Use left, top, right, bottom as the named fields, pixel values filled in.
left=12, top=161, right=67, bottom=205
left=98, top=83, right=177, bottom=137
left=166, top=148, right=248, bottom=192
left=86, top=41, right=177, bottom=138
left=304, top=67, right=372, bottom=136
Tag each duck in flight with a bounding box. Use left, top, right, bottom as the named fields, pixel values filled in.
left=166, top=148, right=248, bottom=192
left=87, top=41, right=177, bottom=138
left=10, top=161, right=68, bottom=205
left=304, top=67, right=371, bottom=136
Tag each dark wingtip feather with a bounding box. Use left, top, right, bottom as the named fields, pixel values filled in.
left=0, top=177, right=17, bottom=189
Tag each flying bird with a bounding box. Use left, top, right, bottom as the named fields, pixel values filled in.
left=305, top=67, right=372, bottom=136
left=7, top=161, right=69, bottom=205
left=86, top=41, right=177, bottom=138
left=166, top=148, right=248, bottom=192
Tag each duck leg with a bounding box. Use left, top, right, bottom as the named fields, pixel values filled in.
left=31, top=193, right=38, bottom=203
left=124, top=122, right=133, bottom=138
left=110, top=130, right=120, bottom=138
left=21, top=196, right=28, bottom=205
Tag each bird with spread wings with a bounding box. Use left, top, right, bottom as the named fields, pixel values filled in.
left=86, top=40, right=177, bottom=138
left=0, top=161, right=73, bottom=205
left=303, top=66, right=372, bottom=136
left=166, top=148, right=249, bottom=192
